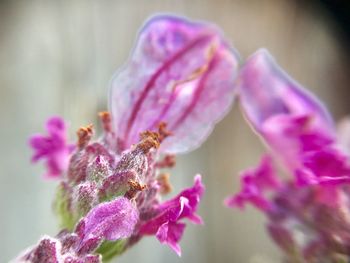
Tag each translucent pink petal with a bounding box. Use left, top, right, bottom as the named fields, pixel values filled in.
left=238, top=50, right=339, bottom=175
left=238, top=49, right=334, bottom=136
left=110, top=15, right=239, bottom=154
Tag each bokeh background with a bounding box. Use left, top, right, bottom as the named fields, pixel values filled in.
left=1, top=0, right=349, bottom=262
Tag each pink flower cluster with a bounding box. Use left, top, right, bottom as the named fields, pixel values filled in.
left=18, top=15, right=239, bottom=262
left=225, top=50, right=350, bottom=261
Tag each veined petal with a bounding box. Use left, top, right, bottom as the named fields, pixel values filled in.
left=238, top=49, right=334, bottom=136
left=110, top=15, right=239, bottom=154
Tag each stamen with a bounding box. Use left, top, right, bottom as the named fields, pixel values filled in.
left=98, top=111, right=112, bottom=133
left=158, top=122, right=172, bottom=142
left=157, top=173, right=172, bottom=195
left=137, top=131, right=160, bottom=153
left=125, top=180, right=146, bottom=199
left=156, top=154, right=176, bottom=168
left=77, top=124, right=94, bottom=149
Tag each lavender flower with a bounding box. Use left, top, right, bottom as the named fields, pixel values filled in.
left=226, top=49, right=350, bottom=262
left=15, top=15, right=238, bottom=262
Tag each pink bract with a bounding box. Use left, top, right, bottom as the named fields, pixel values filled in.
left=110, top=15, right=239, bottom=154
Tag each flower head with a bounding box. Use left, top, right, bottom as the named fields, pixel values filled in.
left=227, top=49, right=350, bottom=262
left=21, top=14, right=238, bottom=262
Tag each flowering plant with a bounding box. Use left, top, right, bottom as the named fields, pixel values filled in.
left=12, top=13, right=348, bottom=263
left=13, top=15, right=238, bottom=262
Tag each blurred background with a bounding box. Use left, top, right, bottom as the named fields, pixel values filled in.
left=1, top=0, right=349, bottom=262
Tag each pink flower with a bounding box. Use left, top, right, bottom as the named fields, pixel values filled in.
left=227, top=49, right=350, bottom=262
left=29, top=116, right=75, bottom=179
left=237, top=49, right=350, bottom=189
left=138, top=175, right=204, bottom=256
left=23, top=15, right=237, bottom=261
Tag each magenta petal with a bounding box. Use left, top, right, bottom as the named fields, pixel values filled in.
left=76, top=197, right=138, bottom=246
left=29, top=116, right=75, bottom=179
left=156, top=222, right=186, bottom=256
left=138, top=175, right=204, bottom=255
left=45, top=116, right=66, bottom=136
left=157, top=174, right=205, bottom=221
left=110, top=15, right=239, bottom=154
left=225, top=155, right=280, bottom=212
left=238, top=49, right=334, bottom=136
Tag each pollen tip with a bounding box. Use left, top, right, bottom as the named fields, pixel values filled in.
left=157, top=173, right=173, bottom=195
left=98, top=111, right=112, bottom=133
left=137, top=130, right=160, bottom=153
left=77, top=124, right=94, bottom=148
left=125, top=180, right=146, bottom=199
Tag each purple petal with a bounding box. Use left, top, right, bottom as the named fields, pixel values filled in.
left=110, top=15, right=239, bottom=154
left=238, top=49, right=334, bottom=135
left=157, top=174, right=204, bottom=222
left=76, top=197, right=138, bottom=247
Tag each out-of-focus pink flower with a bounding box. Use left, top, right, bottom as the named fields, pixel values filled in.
left=138, top=175, right=204, bottom=256
left=110, top=15, right=240, bottom=154
left=227, top=49, right=350, bottom=262
left=237, top=49, right=350, bottom=189
left=238, top=49, right=334, bottom=135
left=29, top=116, right=75, bottom=179
left=225, top=155, right=280, bottom=212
